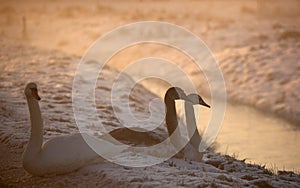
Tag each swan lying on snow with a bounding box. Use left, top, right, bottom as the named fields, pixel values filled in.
left=23, top=83, right=210, bottom=176
left=108, top=88, right=211, bottom=161
left=23, top=82, right=128, bottom=176
left=108, top=87, right=191, bottom=146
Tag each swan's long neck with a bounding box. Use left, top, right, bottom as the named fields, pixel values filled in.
left=165, top=100, right=178, bottom=136
left=165, top=99, right=183, bottom=149
left=25, top=97, right=43, bottom=155
left=185, top=102, right=201, bottom=151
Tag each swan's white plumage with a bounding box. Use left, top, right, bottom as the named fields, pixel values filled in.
left=181, top=93, right=210, bottom=162
left=23, top=83, right=208, bottom=175
left=23, top=83, right=127, bottom=176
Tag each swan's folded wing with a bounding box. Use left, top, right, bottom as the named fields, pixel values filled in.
left=82, top=133, right=129, bottom=159
left=41, top=133, right=98, bottom=161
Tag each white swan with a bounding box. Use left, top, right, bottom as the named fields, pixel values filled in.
left=23, top=82, right=127, bottom=176
left=183, top=93, right=210, bottom=161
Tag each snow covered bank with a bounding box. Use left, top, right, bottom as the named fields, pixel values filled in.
left=1, top=0, right=299, bottom=125
left=216, top=41, right=300, bottom=125
left=0, top=40, right=299, bottom=187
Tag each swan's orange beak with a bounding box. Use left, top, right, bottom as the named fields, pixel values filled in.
left=31, top=88, right=41, bottom=101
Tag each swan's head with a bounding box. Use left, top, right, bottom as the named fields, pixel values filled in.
left=187, top=93, right=210, bottom=108
left=24, top=82, right=41, bottom=101
left=164, top=87, right=190, bottom=103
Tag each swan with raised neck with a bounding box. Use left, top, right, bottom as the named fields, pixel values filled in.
left=164, top=89, right=211, bottom=161
left=183, top=93, right=210, bottom=161
left=109, top=87, right=210, bottom=162
left=23, top=82, right=127, bottom=176
left=109, top=87, right=191, bottom=146
left=164, top=87, right=190, bottom=149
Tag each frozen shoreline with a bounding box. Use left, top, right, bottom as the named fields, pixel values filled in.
left=215, top=41, right=300, bottom=125
left=0, top=40, right=299, bottom=187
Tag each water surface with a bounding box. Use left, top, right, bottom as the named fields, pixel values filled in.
left=196, top=101, right=300, bottom=171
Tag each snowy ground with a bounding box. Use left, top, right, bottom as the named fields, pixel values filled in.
left=0, top=40, right=300, bottom=187
left=0, top=0, right=299, bottom=124
left=0, top=0, right=300, bottom=187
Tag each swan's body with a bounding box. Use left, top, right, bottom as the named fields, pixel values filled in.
left=108, top=127, right=165, bottom=146
left=23, top=83, right=127, bottom=176
left=108, top=88, right=210, bottom=162
left=107, top=87, right=190, bottom=148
